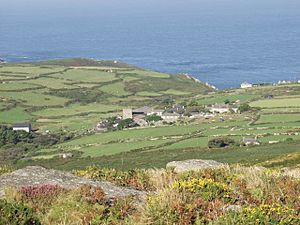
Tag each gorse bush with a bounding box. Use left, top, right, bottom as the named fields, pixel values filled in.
left=0, top=199, right=41, bottom=225
left=75, top=166, right=153, bottom=191
left=2, top=166, right=300, bottom=224
left=217, top=204, right=300, bottom=225
left=172, top=178, right=231, bottom=201
left=0, top=164, right=14, bottom=175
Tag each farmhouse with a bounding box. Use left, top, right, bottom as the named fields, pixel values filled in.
left=208, top=103, right=239, bottom=114
left=123, top=106, right=164, bottom=119
left=242, top=137, right=261, bottom=146
left=59, top=153, right=74, bottom=159
left=133, top=114, right=148, bottom=126
left=12, top=123, right=32, bottom=133
left=170, top=104, right=185, bottom=114
left=241, top=82, right=253, bottom=89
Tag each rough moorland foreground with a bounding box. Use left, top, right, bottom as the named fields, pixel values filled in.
left=1, top=161, right=300, bottom=224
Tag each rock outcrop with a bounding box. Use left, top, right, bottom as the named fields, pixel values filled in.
left=0, top=166, right=144, bottom=199
left=166, top=159, right=226, bottom=173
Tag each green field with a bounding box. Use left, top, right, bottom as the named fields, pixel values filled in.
left=0, top=90, right=70, bottom=107
left=50, top=69, right=119, bottom=83
left=0, top=82, right=41, bottom=91
left=1, top=59, right=300, bottom=171
left=33, top=103, right=121, bottom=118
left=99, top=82, right=132, bottom=96
left=0, top=107, right=32, bottom=123
left=250, top=97, right=300, bottom=108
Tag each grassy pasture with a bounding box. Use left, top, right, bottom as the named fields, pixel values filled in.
left=33, top=103, right=121, bottom=117
left=0, top=91, right=70, bottom=107
left=0, top=65, right=64, bottom=77
left=0, top=74, right=28, bottom=80
left=99, top=82, right=132, bottom=96
left=136, top=91, right=162, bottom=97
left=256, top=113, right=300, bottom=124
left=21, top=140, right=300, bottom=170
left=36, top=113, right=113, bottom=133
left=26, top=77, right=76, bottom=89
left=197, top=93, right=258, bottom=105
left=161, top=89, right=190, bottom=95
left=81, top=139, right=172, bottom=157
left=50, top=69, right=118, bottom=83
left=0, top=82, right=41, bottom=91
left=250, top=97, right=300, bottom=108
left=165, top=137, right=209, bottom=150
left=0, top=107, right=32, bottom=123
left=262, top=108, right=300, bottom=113
left=122, top=70, right=170, bottom=78
left=57, top=124, right=204, bottom=151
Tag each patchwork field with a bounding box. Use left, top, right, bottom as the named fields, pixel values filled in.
left=1, top=59, right=300, bottom=171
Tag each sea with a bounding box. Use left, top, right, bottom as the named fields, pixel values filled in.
left=1, top=0, right=300, bottom=89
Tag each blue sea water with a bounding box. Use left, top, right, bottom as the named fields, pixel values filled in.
left=1, top=0, right=300, bottom=89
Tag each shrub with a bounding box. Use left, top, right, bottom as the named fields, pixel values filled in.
left=208, top=137, right=236, bottom=148
left=216, top=204, right=300, bottom=225
left=117, top=118, right=139, bottom=130
left=43, top=189, right=106, bottom=225
left=75, top=166, right=154, bottom=191
left=145, top=115, right=162, bottom=123
left=0, top=165, right=14, bottom=175
left=79, top=185, right=105, bottom=204
left=19, top=184, right=66, bottom=213
left=0, top=199, right=41, bottom=225
left=173, top=178, right=231, bottom=201
left=238, top=103, right=251, bottom=113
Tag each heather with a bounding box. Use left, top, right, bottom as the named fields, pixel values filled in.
left=2, top=165, right=300, bottom=224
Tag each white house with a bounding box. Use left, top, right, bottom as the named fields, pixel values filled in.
left=241, top=82, right=253, bottom=89
left=13, top=123, right=32, bottom=133
left=242, top=137, right=261, bottom=146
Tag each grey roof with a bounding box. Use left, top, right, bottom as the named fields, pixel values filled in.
left=162, top=112, right=180, bottom=117
left=13, top=123, right=31, bottom=128
left=133, top=106, right=153, bottom=114
left=243, top=137, right=259, bottom=143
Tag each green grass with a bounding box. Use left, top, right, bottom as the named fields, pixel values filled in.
left=0, top=91, right=70, bottom=107
left=250, top=97, right=300, bottom=108
left=81, top=139, right=172, bottom=157
left=0, top=82, right=41, bottom=91
left=26, top=77, right=76, bottom=89
left=136, top=91, right=162, bottom=97
left=16, top=140, right=300, bottom=170
left=0, top=65, right=64, bottom=77
left=123, top=70, right=171, bottom=78
left=36, top=112, right=118, bottom=133
left=33, top=103, right=121, bottom=118
left=197, top=93, right=258, bottom=105
left=0, top=107, right=32, bottom=123
left=99, top=82, right=132, bottom=96
left=161, top=89, right=190, bottom=95
left=165, top=137, right=209, bottom=150
left=256, top=113, right=300, bottom=124
left=50, top=69, right=118, bottom=83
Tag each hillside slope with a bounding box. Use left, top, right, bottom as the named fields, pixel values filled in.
left=0, top=59, right=213, bottom=132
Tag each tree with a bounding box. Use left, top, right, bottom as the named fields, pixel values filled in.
left=238, top=103, right=251, bottom=113
left=224, top=99, right=230, bottom=104
left=117, top=119, right=139, bottom=130
left=208, top=137, right=236, bottom=148
left=145, top=115, right=162, bottom=123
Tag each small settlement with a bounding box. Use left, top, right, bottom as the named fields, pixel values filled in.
left=95, top=100, right=244, bottom=132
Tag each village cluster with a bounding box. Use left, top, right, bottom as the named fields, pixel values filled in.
left=95, top=101, right=242, bottom=132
